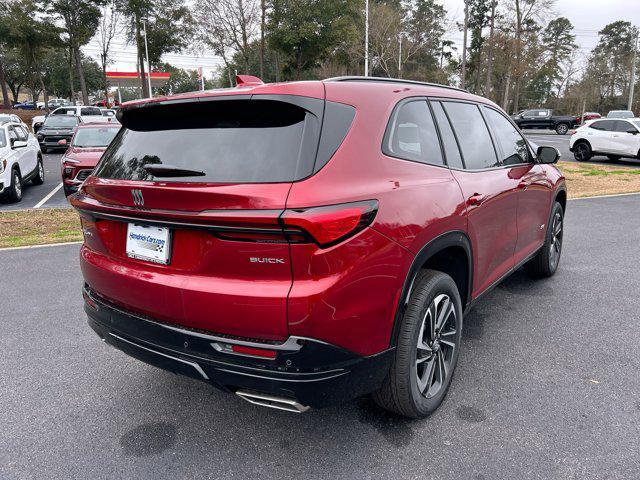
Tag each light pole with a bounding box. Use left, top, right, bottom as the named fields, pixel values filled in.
left=629, top=27, right=639, bottom=111
left=364, top=0, right=369, bottom=77
left=142, top=20, right=153, bottom=98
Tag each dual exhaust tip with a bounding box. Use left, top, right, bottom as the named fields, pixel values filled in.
left=236, top=390, right=310, bottom=413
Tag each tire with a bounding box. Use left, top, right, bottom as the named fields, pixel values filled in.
left=373, top=269, right=463, bottom=418
left=573, top=141, right=592, bottom=162
left=555, top=123, right=569, bottom=135
left=32, top=157, right=45, bottom=185
left=606, top=155, right=621, bottom=161
left=525, top=202, right=564, bottom=278
left=5, top=168, right=23, bottom=203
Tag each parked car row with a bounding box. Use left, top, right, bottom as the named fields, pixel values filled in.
left=32, top=106, right=119, bottom=134
left=0, top=118, right=44, bottom=202
left=511, top=109, right=636, bottom=135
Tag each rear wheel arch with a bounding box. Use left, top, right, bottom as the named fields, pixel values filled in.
left=390, top=231, right=473, bottom=348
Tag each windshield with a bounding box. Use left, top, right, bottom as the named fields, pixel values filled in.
left=0, top=129, right=6, bottom=148
left=72, top=127, right=119, bottom=148
left=44, top=116, right=78, bottom=128
left=633, top=121, right=640, bottom=130
left=94, top=99, right=322, bottom=183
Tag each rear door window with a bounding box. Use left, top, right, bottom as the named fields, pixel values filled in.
left=430, top=101, right=464, bottom=169
left=81, top=107, right=102, bottom=116
left=483, top=107, right=531, bottom=165
left=383, top=100, right=444, bottom=166
left=442, top=102, right=499, bottom=169
left=590, top=120, right=615, bottom=131
left=94, top=98, right=322, bottom=183
left=0, top=129, right=6, bottom=148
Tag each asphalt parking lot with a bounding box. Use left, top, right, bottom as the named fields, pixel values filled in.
left=1, top=193, right=639, bottom=479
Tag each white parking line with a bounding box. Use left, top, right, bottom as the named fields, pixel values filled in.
left=0, top=241, right=82, bottom=252
left=33, top=182, right=63, bottom=209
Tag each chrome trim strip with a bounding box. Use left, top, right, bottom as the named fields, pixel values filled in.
left=236, top=390, right=310, bottom=413
left=108, top=332, right=210, bottom=380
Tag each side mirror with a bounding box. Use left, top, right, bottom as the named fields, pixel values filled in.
left=537, top=146, right=560, bottom=164
left=627, top=128, right=638, bottom=135
left=57, top=139, right=68, bottom=146
left=12, top=140, right=28, bottom=149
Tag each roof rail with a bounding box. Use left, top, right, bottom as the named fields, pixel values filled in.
left=324, top=76, right=468, bottom=93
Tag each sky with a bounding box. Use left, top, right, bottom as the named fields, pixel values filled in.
left=82, top=0, right=640, bottom=80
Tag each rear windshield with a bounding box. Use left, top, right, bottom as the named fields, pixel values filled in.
left=72, top=127, right=120, bottom=148
left=0, top=130, right=6, bottom=148
left=94, top=99, right=323, bottom=183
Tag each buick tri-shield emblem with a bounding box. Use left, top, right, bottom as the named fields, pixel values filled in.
left=132, top=189, right=144, bottom=206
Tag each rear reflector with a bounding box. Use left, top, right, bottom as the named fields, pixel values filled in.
left=231, top=345, right=278, bottom=359
left=282, top=200, right=378, bottom=247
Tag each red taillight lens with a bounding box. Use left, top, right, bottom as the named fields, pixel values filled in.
left=231, top=345, right=278, bottom=359
left=282, top=200, right=378, bottom=247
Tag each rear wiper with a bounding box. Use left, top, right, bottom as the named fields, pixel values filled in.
left=142, top=164, right=206, bottom=177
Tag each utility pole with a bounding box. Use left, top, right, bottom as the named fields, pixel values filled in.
left=461, top=0, right=469, bottom=89
left=398, top=34, right=402, bottom=78
left=142, top=20, right=152, bottom=99
left=629, top=28, right=639, bottom=111
left=364, top=0, right=369, bottom=76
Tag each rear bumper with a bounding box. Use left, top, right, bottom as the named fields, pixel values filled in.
left=83, top=285, right=393, bottom=409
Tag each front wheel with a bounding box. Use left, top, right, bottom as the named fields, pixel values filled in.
left=5, top=168, right=23, bottom=203
left=525, top=201, right=564, bottom=278
left=373, top=270, right=463, bottom=418
left=555, top=123, right=569, bottom=135
left=32, top=157, right=45, bottom=185
left=573, top=142, right=592, bottom=162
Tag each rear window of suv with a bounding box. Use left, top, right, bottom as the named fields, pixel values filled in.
left=94, top=98, right=326, bottom=183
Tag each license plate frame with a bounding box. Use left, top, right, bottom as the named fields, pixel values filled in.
left=125, top=223, right=172, bottom=265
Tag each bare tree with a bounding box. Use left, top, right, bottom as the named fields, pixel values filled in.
left=197, top=0, right=260, bottom=74
left=484, top=0, right=496, bottom=98
left=96, top=1, right=122, bottom=105
left=510, top=0, right=555, bottom=113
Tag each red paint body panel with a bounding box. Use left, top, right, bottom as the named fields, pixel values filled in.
left=75, top=79, right=566, bottom=358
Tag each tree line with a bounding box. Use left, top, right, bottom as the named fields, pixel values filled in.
left=1, top=0, right=638, bottom=115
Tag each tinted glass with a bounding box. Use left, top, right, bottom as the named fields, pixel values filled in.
left=484, top=107, right=530, bottom=165
left=613, top=120, right=634, bottom=133
left=313, top=101, right=356, bottom=172
left=633, top=121, right=640, bottom=130
left=72, top=127, right=120, bottom=147
left=81, top=107, right=102, bottom=116
left=384, top=100, right=444, bottom=166
left=8, top=127, right=18, bottom=141
left=442, top=102, right=499, bottom=169
left=590, top=120, right=615, bottom=131
left=95, top=99, right=321, bottom=183
left=431, top=101, right=464, bottom=169
left=0, top=129, right=6, bottom=148
left=45, top=116, right=78, bottom=127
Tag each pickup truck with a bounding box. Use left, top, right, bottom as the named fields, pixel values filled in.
left=511, top=109, right=578, bottom=135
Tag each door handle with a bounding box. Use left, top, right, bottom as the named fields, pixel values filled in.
left=467, top=193, right=485, bottom=206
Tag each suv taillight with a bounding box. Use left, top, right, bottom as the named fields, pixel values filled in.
left=281, top=200, right=378, bottom=247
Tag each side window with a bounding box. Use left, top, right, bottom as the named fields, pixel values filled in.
left=591, top=120, right=615, bottom=131
left=431, top=101, right=464, bottom=169
left=442, top=101, right=499, bottom=170
left=614, top=121, right=635, bottom=133
left=384, top=100, right=444, bottom=166
left=81, top=107, right=102, bottom=116
left=484, top=107, right=531, bottom=166
left=15, top=126, right=28, bottom=141
left=8, top=126, right=18, bottom=142
left=52, top=108, right=66, bottom=115
left=522, top=110, right=535, bottom=117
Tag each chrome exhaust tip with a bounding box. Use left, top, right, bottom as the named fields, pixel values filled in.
left=236, top=390, right=310, bottom=413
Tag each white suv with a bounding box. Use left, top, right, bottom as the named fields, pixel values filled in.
left=0, top=120, right=44, bottom=203
left=570, top=118, right=640, bottom=162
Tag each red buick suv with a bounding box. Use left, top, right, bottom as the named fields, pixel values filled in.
left=72, top=76, right=566, bottom=417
